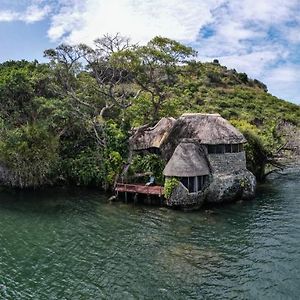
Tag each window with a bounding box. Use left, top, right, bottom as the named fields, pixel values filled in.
left=207, top=144, right=244, bottom=154
left=148, top=147, right=160, bottom=155
left=181, top=177, right=195, bottom=193
left=181, top=176, right=209, bottom=193
left=232, top=144, right=239, bottom=153
left=188, top=177, right=195, bottom=192
left=208, top=145, right=216, bottom=154
left=216, top=144, right=225, bottom=154
left=225, top=144, right=232, bottom=153
left=181, top=177, right=188, bottom=190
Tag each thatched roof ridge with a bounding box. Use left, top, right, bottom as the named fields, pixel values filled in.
left=163, top=141, right=210, bottom=177
left=167, top=113, right=246, bottom=145
left=181, top=113, right=221, bottom=117
left=130, top=117, right=176, bottom=150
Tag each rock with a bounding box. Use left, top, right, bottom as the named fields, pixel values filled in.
left=167, top=170, right=256, bottom=210
left=205, top=170, right=256, bottom=203
left=166, top=182, right=206, bottom=209
left=108, top=195, right=118, bottom=202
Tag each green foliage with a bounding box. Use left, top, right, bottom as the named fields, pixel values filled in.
left=0, top=60, right=58, bottom=127
left=104, top=120, right=128, bottom=157
left=230, top=119, right=273, bottom=180
left=60, top=149, right=101, bottom=186
left=164, top=177, right=179, bottom=199
left=130, top=154, right=165, bottom=184
left=104, top=150, right=123, bottom=186
left=113, top=36, right=196, bottom=121
left=58, top=121, right=125, bottom=188
left=0, top=35, right=299, bottom=189
left=0, top=123, right=59, bottom=188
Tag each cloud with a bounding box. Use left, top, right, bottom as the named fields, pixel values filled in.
left=47, top=0, right=224, bottom=44
left=263, top=65, right=300, bottom=102
left=192, top=0, right=300, bottom=103
left=266, top=66, right=300, bottom=83
left=23, top=4, right=51, bottom=23
left=0, top=10, right=19, bottom=22
left=284, top=26, right=300, bottom=44
left=0, top=3, right=51, bottom=23
left=211, top=50, right=283, bottom=78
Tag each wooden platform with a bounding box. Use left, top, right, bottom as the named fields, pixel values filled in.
left=115, top=183, right=164, bottom=196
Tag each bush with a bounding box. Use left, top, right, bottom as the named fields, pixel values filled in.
left=164, top=177, right=179, bottom=198
left=0, top=123, right=59, bottom=188
left=130, top=154, right=165, bottom=184
left=60, top=148, right=104, bottom=186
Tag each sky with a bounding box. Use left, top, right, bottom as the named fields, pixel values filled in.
left=0, top=0, right=299, bottom=104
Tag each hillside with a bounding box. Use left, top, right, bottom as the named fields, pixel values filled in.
left=127, top=60, right=299, bottom=177
left=129, top=60, right=299, bottom=132
left=0, top=36, right=299, bottom=188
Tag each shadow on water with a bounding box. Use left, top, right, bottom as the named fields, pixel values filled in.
left=0, top=171, right=299, bottom=299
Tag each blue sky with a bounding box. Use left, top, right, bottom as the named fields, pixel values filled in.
left=0, top=0, right=299, bottom=104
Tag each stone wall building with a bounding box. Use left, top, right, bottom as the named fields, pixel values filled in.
left=129, top=113, right=256, bottom=210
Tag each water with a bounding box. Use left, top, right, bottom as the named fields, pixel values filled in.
left=0, top=172, right=299, bottom=300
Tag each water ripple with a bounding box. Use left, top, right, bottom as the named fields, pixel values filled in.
left=0, top=173, right=300, bottom=299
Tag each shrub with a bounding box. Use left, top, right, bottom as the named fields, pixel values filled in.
left=130, top=154, right=165, bottom=184
left=164, top=177, right=179, bottom=198
left=0, top=123, right=59, bottom=188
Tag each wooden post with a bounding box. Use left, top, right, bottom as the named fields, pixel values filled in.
left=134, top=193, right=138, bottom=205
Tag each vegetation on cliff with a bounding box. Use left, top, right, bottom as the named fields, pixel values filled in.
left=0, top=35, right=299, bottom=188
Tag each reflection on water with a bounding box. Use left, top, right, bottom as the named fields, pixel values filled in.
left=0, top=172, right=300, bottom=299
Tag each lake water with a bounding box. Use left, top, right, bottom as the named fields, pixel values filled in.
left=0, top=171, right=299, bottom=299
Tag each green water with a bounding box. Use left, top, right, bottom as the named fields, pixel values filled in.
left=0, top=172, right=299, bottom=300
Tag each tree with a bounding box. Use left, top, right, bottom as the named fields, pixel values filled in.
left=44, top=34, right=137, bottom=188
left=113, top=36, right=197, bottom=122
left=0, top=60, right=58, bottom=127
left=0, top=123, right=59, bottom=188
left=231, top=119, right=285, bottom=182
left=44, top=34, right=139, bottom=144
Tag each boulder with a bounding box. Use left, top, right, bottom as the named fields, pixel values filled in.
left=166, top=182, right=206, bottom=210
left=166, top=170, right=256, bottom=210
left=205, top=170, right=256, bottom=203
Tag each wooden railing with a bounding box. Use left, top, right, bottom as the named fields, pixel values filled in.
left=115, top=183, right=164, bottom=196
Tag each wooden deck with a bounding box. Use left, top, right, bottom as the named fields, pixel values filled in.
left=115, top=183, right=164, bottom=196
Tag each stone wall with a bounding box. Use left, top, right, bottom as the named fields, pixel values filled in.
left=166, top=151, right=256, bottom=210
left=167, top=169, right=256, bottom=209
left=166, top=182, right=206, bottom=209
left=207, top=152, right=246, bottom=174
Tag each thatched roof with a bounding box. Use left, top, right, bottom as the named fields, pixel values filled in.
left=130, top=117, right=176, bottom=150
left=163, top=141, right=210, bottom=177
left=160, top=113, right=246, bottom=161
left=175, top=113, right=246, bottom=144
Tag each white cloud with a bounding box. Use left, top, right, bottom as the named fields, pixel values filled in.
left=263, top=65, right=300, bottom=103
left=23, top=4, right=51, bottom=23
left=0, top=10, right=19, bottom=22
left=214, top=50, right=281, bottom=78
left=0, top=3, right=51, bottom=23
left=285, top=26, right=300, bottom=44
left=47, top=0, right=225, bottom=44
left=230, top=0, right=299, bottom=24
left=266, top=66, right=300, bottom=83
